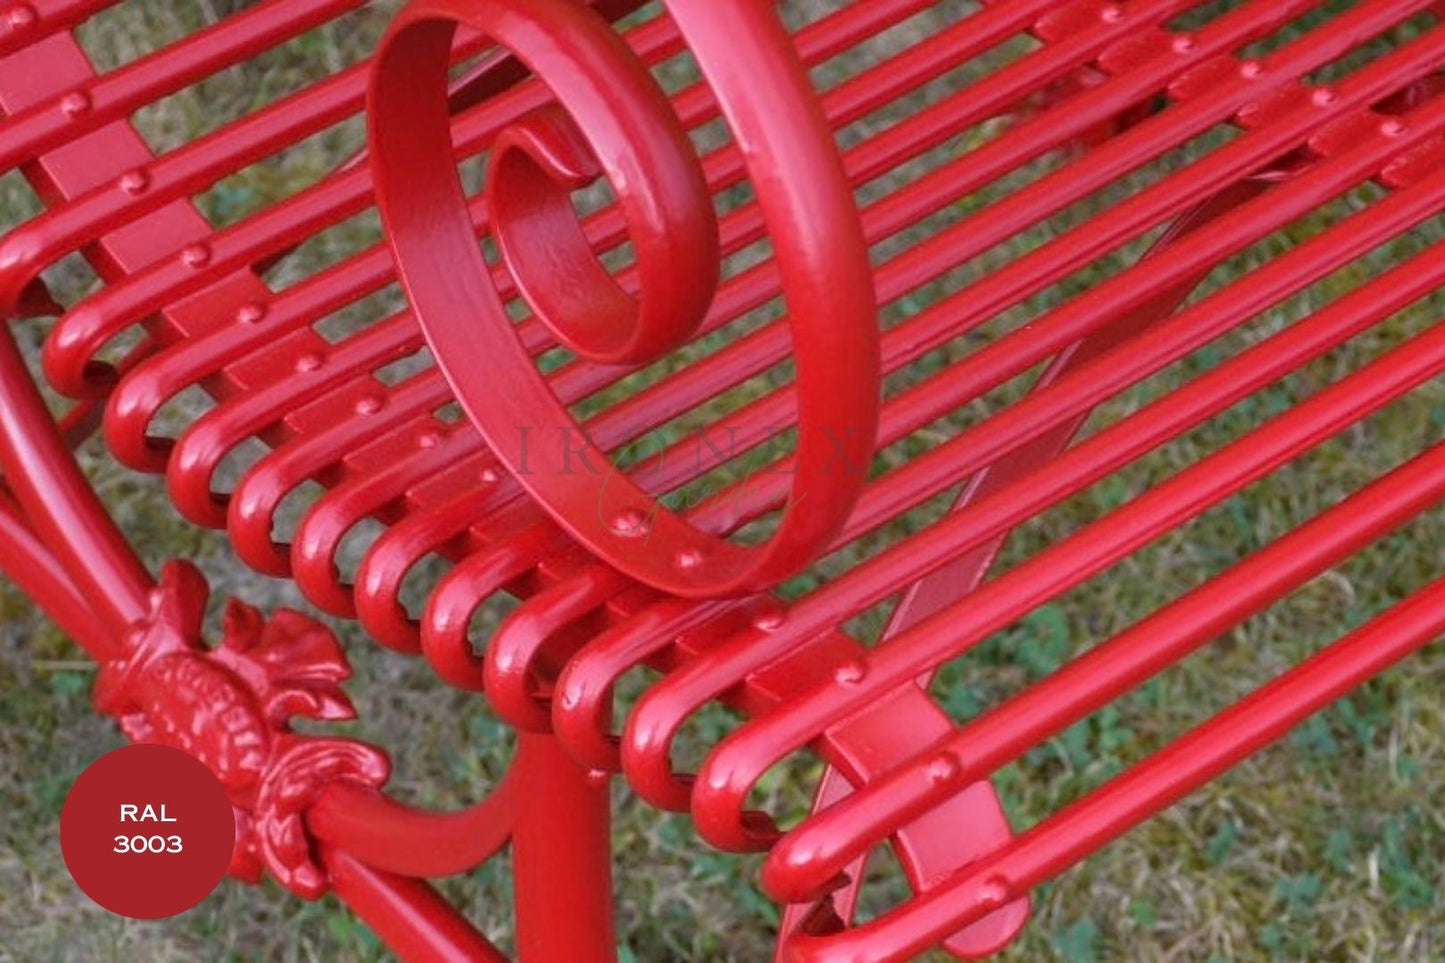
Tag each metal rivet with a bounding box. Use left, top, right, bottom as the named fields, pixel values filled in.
left=1171, top=34, right=1195, bottom=54
left=833, top=660, right=866, bottom=685
left=752, top=607, right=786, bottom=631
left=480, top=467, right=499, bottom=483
left=355, top=396, right=382, bottom=415
left=674, top=547, right=704, bottom=570
left=979, top=875, right=1009, bottom=909
left=180, top=243, right=211, bottom=268
left=1311, top=87, right=1337, bottom=107
left=416, top=429, right=441, bottom=448
left=59, top=91, right=90, bottom=117
left=611, top=508, right=649, bottom=537
left=7, top=4, right=37, bottom=27
left=118, top=169, right=149, bottom=195
left=1099, top=4, right=1123, bottom=23
left=1238, top=60, right=1263, bottom=79
left=235, top=302, right=266, bottom=325
left=1380, top=117, right=1407, bottom=137
left=295, top=353, right=322, bottom=373
left=927, top=753, right=961, bottom=786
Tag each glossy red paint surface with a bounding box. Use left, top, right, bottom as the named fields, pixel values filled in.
left=3, top=0, right=1445, bottom=960
left=371, top=0, right=879, bottom=600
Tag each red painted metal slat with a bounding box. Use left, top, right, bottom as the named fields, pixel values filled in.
left=3, top=0, right=1445, bottom=960
left=418, top=0, right=1411, bottom=684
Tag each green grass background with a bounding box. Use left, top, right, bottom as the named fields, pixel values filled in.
left=2, top=1, right=1444, bottom=960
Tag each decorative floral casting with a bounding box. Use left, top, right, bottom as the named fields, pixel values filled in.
left=92, top=561, right=389, bottom=898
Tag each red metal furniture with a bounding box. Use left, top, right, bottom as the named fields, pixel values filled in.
left=3, top=0, right=1445, bottom=959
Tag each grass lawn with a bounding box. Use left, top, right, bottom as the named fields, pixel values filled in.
left=2, top=1, right=1444, bottom=960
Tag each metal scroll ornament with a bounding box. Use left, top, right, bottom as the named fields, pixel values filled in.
left=92, top=561, right=389, bottom=898
left=368, top=0, right=881, bottom=599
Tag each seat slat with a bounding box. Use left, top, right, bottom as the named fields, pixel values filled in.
left=5, top=0, right=1445, bottom=958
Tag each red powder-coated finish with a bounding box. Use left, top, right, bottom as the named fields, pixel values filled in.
left=371, top=0, right=880, bottom=600
left=3, top=0, right=1445, bottom=960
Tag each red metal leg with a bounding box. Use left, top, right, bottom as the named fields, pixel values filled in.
left=510, top=732, right=616, bottom=963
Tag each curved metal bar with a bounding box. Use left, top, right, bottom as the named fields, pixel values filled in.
left=555, top=586, right=1029, bottom=955
left=370, top=0, right=879, bottom=599
left=110, top=0, right=952, bottom=495
left=153, top=0, right=1185, bottom=622
left=290, top=431, right=470, bottom=618
left=298, top=0, right=1011, bottom=625
left=0, top=325, right=148, bottom=640
left=779, top=571, right=1445, bottom=962
left=404, top=0, right=1230, bottom=728
left=687, top=240, right=1445, bottom=857
left=485, top=563, right=626, bottom=732
left=162, top=339, right=445, bottom=534
left=775, top=175, right=1272, bottom=942
left=111, top=13, right=676, bottom=479
left=0, top=485, right=109, bottom=655
left=766, top=378, right=1445, bottom=906
left=147, top=0, right=1058, bottom=565
left=553, top=595, right=719, bottom=773
left=353, top=483, right=505, bottom=652
left=322, top=844, right=509, bottom=963
left=121, top=306, right=424, bottom=477
left=420, top=525, right=561, bottom=690
left=477, top=0, right=1399, bottom=744
left=616, top=63, right=1445, bottom=828
left=308, top=776, right=515, bottom=879
left=220, top=395, right=450, bottom=574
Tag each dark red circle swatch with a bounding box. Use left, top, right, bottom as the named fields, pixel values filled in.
left=61, top=743, right=235, bottom=919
